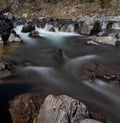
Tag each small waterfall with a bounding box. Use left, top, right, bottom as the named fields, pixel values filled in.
left=44, top=23, right=55, bottom=31
left=112, top=22, right=120, bottom=30
left=14, top=25, right=35, bottom=44
left=101, top=21, right=107, bottom=30
left=66, top=24, right=75, bottom=32
left=36, top=26, right=79, bottom=48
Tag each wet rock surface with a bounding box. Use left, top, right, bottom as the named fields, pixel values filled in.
left=29, top=30, right=40, bottom=38
left=21, top=22, right=35, bottom=33
left=9, top=93, right=108, bottom=123
left=0, top=60, right=14, bottom=79
left=89, top=111, right=107, bottom=123
left=36, top=95, right=89, bottom=123
left=8, top=30, right=22, bottom=43
left=9, top=93, right=46, bottom=123
left=20, top=60, right=37, bottom=67
left=79, top=61, right=120, bottom=86
left=95, top=36, right=117, bottom=46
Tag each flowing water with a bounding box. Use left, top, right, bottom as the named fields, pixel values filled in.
left=0, top=23, right=120, bottom=123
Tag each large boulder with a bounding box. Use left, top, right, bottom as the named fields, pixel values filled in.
left=35, top=95, right=89, bottom=123
left=9, top=93, right=46, bottom=123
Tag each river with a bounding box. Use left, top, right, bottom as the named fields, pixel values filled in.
left=0, top=22, right=120, bottom=123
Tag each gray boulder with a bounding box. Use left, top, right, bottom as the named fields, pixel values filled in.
left=80, top=21, right=93, bottom=35
left=95, top=36, right=117, bottom=46
left=35, top=95, right=89, bottom=123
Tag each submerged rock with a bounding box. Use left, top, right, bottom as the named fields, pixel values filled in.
left=90, top=111, right=107, bottom=123
left=79, top=61, right=120, bottom=86
left=20, top=60, right=37, bottom=67
left=36, top=95, right=89, bottom=123
left=53, top=48, right=64, bottom=64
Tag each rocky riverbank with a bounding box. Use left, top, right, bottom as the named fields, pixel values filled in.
left=0, top=0, right=120, bottom=19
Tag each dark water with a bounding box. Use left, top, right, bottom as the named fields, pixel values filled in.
left=0, top=25, right=120, bottom=123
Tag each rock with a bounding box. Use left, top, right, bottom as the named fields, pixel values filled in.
left=22, top=13, right=28, bottom=18
left=21, top=23, right=35, bottom=33
left=20, top=60, right=37, bottom=67
left=90, top=111, right=107, bottom=123
left=8, top=31, right=22, bottom=42
left=59, top=23, right=69, bottom=32
left=53, top=48, right=63, bottom=58
left=9, top=93, right=46, bottom=123
left=1, top=32, right=10, bottom=45
left=75, top=23, right=81, bottom=33
left=4, top=12, right=13, bottom=20
left=79, top=61, right=120, bottom=86
left=90, top=21, right=101, bottom=35
left=80, top=21, right=93, bottom=35
left=0, top=11, right=13, bottom=45
left=87, top=40, right=99, bottom=45
left=80, top=119, right=102, bottom=123
left=95, top=36, right=117, bottom=46
left=36, top=95, right=89, bottom=123
left=0, top=61, right=13, bottom=79
left=14, top=18, right=26, bottom=25
left=29, top=31, right=40, bottom=38
left=106, top=21, right=113, bottom=30
left=53, top=48, right=64, bottom=64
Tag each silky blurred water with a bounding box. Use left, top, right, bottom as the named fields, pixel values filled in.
left=0, top=24, right=120, bottom=123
